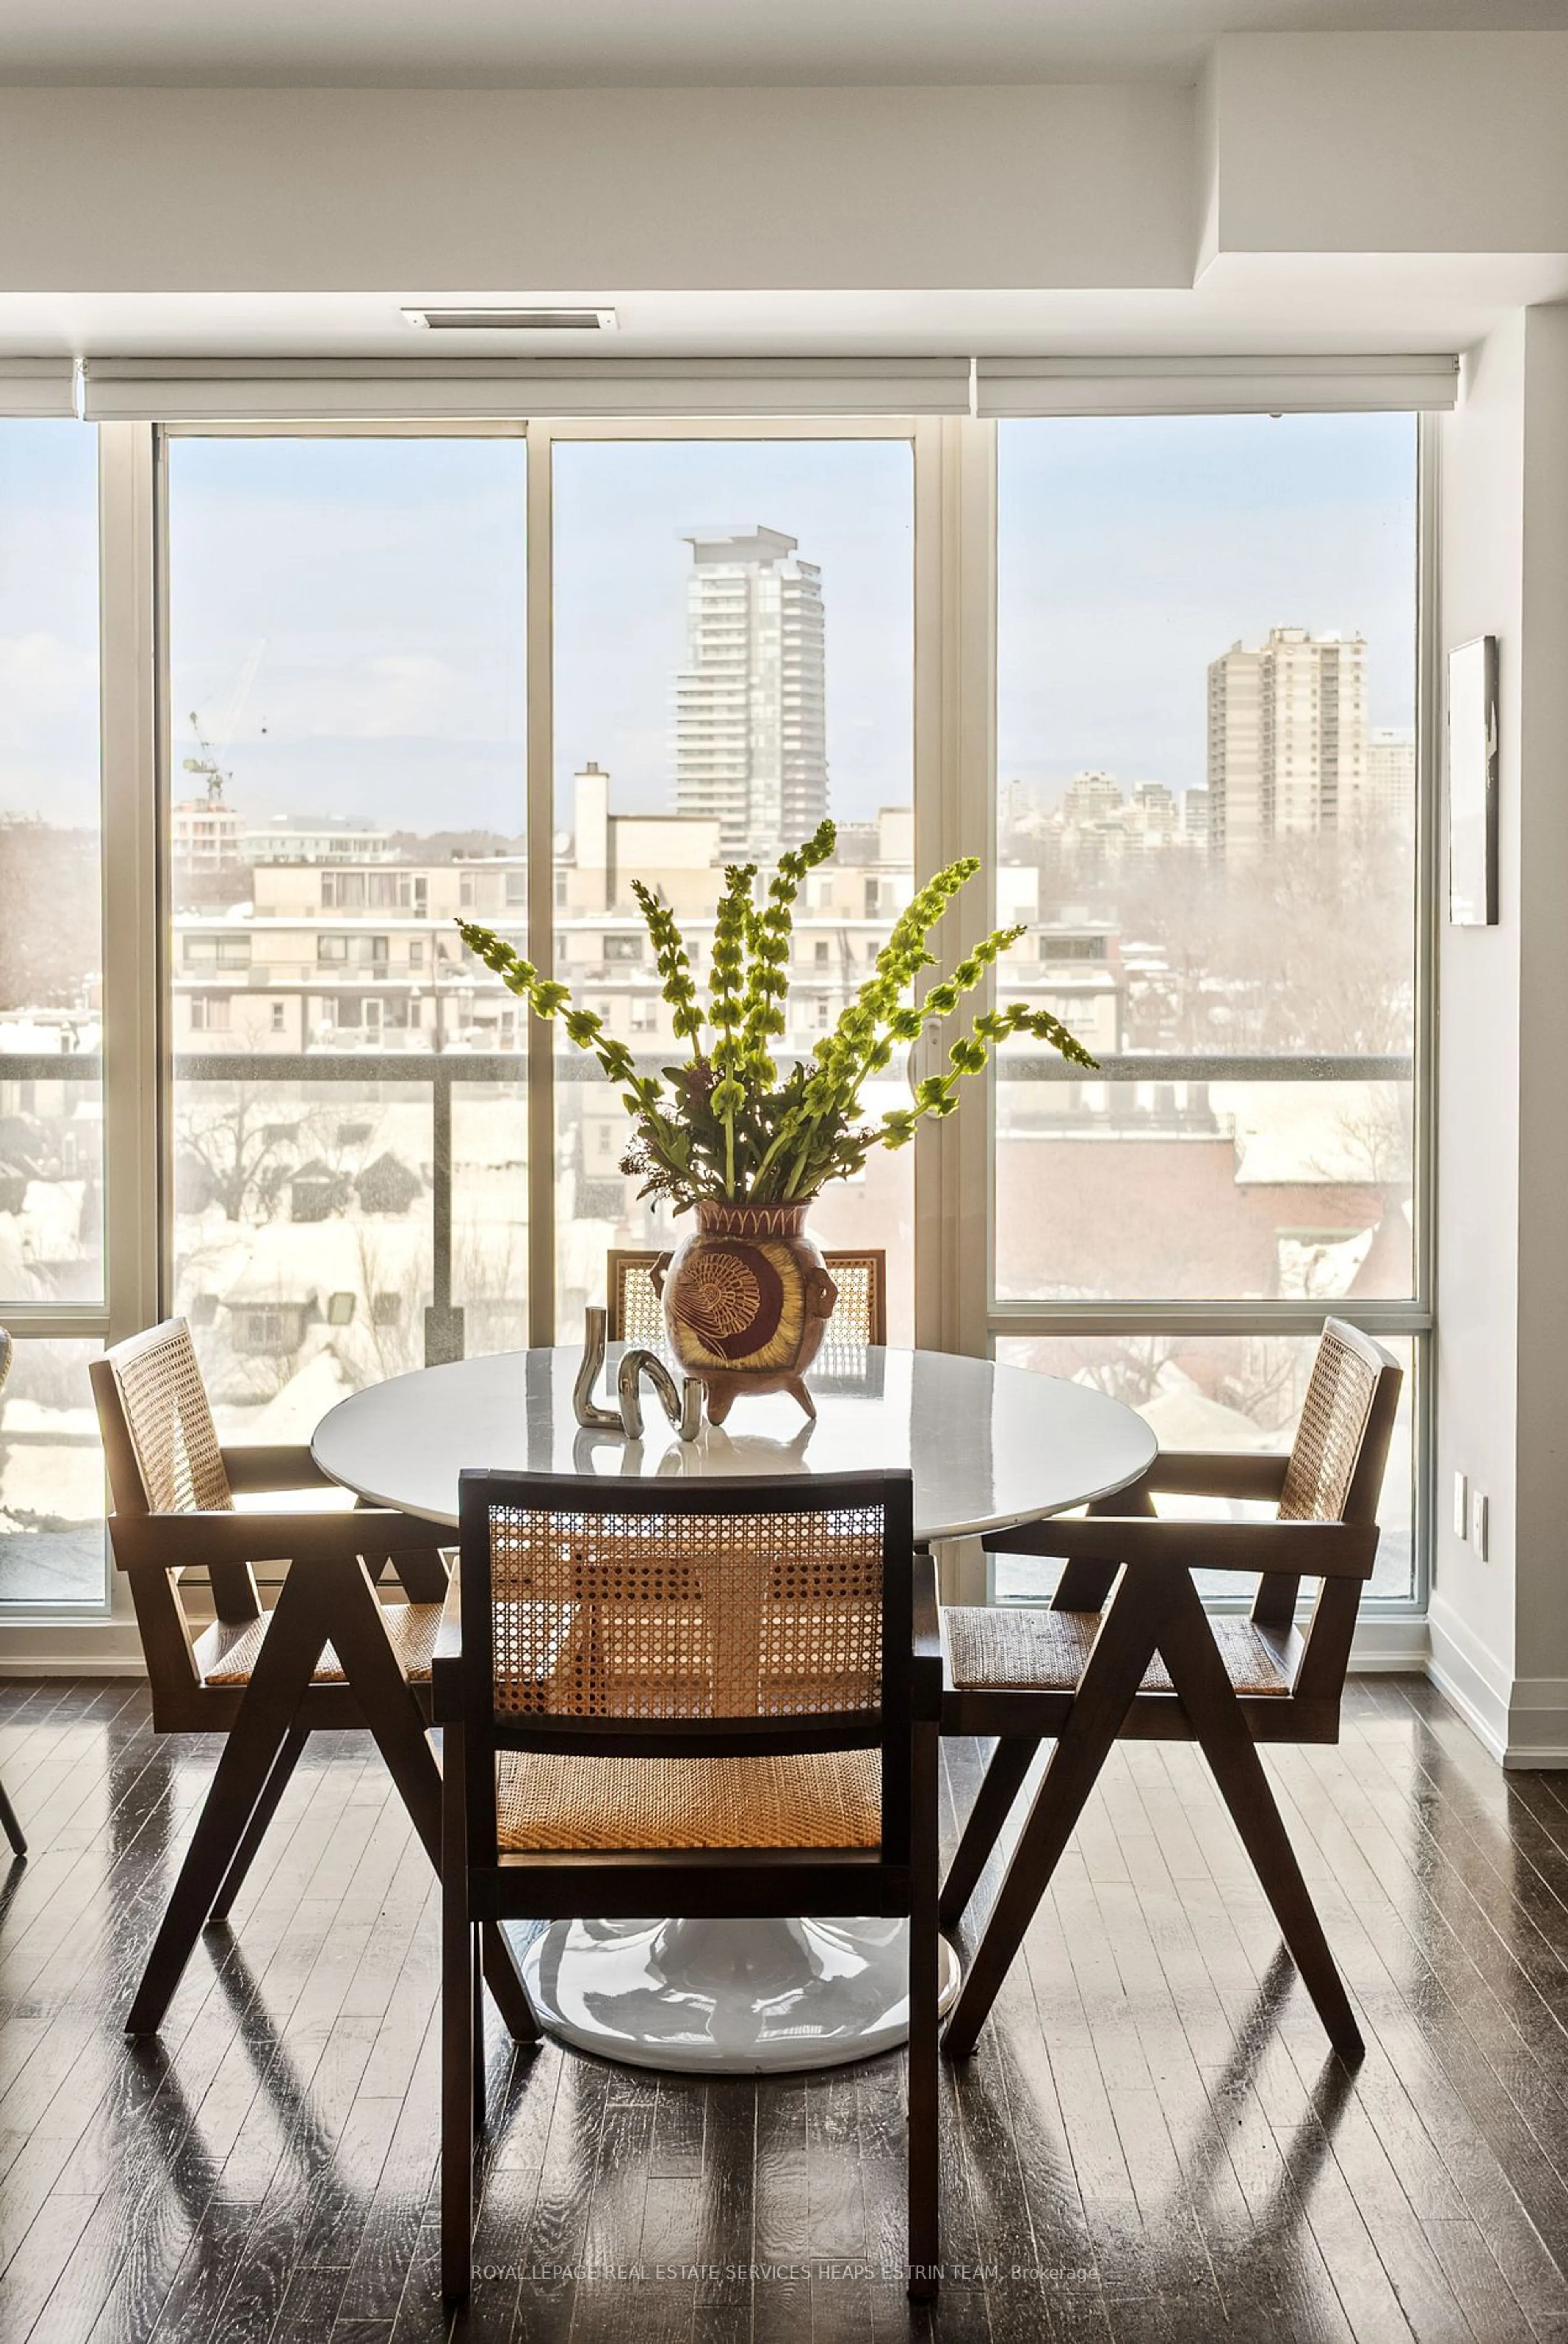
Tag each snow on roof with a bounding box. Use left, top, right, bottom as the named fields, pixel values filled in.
left=1217, top=1081, right=1410, bottom=1187
left=1137, top=1372, right=1279, bottom=1453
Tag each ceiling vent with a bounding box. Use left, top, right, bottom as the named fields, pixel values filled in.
left=402, top=306, right=617, bottom=332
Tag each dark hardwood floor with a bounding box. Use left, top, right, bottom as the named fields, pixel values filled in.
left=5, top=1676, right=1568, bottom=2341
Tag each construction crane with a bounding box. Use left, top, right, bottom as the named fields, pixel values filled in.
left=183, top=640, right=267, bottom=804
left=182, top=711, right=232, bottom=807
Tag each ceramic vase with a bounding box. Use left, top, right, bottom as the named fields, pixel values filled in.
left=653, top=1198, right=838, bottom=1424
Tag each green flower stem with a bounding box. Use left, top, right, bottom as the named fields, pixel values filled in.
left=879, top=1001, right=1098, bottom=1152
left=456, top=827, right=1096, bottom=1215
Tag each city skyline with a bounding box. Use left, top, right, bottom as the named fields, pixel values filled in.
left=5, top=414, right=1416, bottom=839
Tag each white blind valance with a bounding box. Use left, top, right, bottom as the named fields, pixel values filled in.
left=80, top=356, right=973, bottom=423
left=0, top=360, right=78, bottom=419
left=975, top=353, right=1459, bottom=417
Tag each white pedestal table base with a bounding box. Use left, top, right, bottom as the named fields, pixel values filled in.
left=519, top=1914, right=962, bottom=2074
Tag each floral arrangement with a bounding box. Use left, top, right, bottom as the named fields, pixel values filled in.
left=457, top=820, right=1096, bottom=1213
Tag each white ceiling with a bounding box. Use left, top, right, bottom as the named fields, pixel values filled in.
left=5, top=0, right=1567, bottom=87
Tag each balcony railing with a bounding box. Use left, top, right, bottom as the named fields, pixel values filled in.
left=1, top=1047, right=1414, bottom=1366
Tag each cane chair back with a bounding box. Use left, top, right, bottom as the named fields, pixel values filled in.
left=1277, top=1319, right=1386, bottom=1526
left=606, top=1252, right=668, bottom=1347
left=606, top=1246, right=886, bottom=1350
left=1254, top=1316, right=1397, bottom=1637
left=451, top=1470, right=915, bottom=1869
left=96, top=1317, right=234, bottom=1520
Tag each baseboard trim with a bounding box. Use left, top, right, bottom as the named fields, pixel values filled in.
left=1348, top=1618, right=1430, bottom=1674
left=1425, top=1597, right=1511, bottom=1761
left=1421, top=1599, right=1568, bottom=1768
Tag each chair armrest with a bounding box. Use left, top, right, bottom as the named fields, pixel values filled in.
left=979, top=1515, right=1378, bottom=1580
left=111, top=1506, right=442, bottom=1571
left=220, top=1444, right=336, bottom=1494
left=431, top=1564, right=465, bottom=1722
left=1144, top=1451, right=1292, bottom=1501
left=911, top=1549, right=943, bottom=1720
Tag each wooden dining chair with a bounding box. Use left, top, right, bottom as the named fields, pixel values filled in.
left=90, top=1317, right=536, bottom=2039
left=938, top=1319, right=1402, bottom=2063
left=0, top=1326, right=27, bottom=1858
left=607, top=1245, right=887, bottom=1347
left=433, top=1467, right=943, bottom=2302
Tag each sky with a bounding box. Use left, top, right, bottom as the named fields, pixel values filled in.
left=1, top=410, right=1415, bottom=838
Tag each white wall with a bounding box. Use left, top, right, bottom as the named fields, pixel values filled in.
left=1430, top=314, right=1524, bottom=1753
left=1513, top=305, right=1568, bottom=1732
left=1, top=34, right=1566, bottom=306
left=1432, top=303, right=1568, bottom=1764
left=0, top=85, right=1196, bottom=296
left=1208, top=33, right=1568, bottom=258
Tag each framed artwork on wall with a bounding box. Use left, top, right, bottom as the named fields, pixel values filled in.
left=1447, top=634, right=1499, bottom=926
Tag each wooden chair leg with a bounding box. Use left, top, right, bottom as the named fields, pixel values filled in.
left=392, top=1545, right=451, bottom=1603
left=1154, top=1574, right=1364, bottom=2060
left=908, top=1720, right=941, bottom=2301
left=206, top=1721, right=308, bottom=1923
left=127, top=1575, right=331, bottom=2034
left=939, top=1735, right=1038, bottom=1931
left=441, top=1732, right=474, bottom=2303
left=0, top=1773, right=26, bottom=1859
left=942, top=1575, right=1161, bottom=2060
left=322, top=1553, right=540, bottom=2048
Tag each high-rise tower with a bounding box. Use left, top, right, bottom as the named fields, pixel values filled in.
left=1207, top=626, right=1368, bottom=862
left=674, top=526, right=828, bottom=858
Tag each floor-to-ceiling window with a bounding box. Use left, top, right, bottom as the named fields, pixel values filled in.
left=990, top=412, right=1425, bottom=1602
left=0, top=419, right=109, bottom=1608
left=0, top=402, right=1434, bottom=1628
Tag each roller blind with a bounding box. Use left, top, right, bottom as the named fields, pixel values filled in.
left=80, top=356, right=972, bottom=423
left=0, top=359, right=78, bottom=419
left=975, top=353, right=1459, bottom=417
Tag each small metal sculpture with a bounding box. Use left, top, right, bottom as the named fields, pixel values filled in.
left=571, top=1306, right=622, bottom=1430
left=617, top=1347, right=704, bottom=1443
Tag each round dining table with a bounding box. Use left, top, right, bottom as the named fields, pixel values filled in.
left=313, top=1344, right=1156, bottom=2075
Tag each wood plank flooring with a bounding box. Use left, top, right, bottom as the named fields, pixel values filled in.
left=6, top=1677, right=1568, bottom=2340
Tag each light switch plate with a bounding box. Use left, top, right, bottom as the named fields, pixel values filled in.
left=1453, top=1471, right=1469, bottom=1540
left=1471, top=1490, right=1489, bottom=1561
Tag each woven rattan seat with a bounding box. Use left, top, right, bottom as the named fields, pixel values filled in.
left=200, top=1600, right=445, bottom=1688
left=494, top=1745, right=882, bottom=1852
left=944, top=1605, right=1292, bottom=1698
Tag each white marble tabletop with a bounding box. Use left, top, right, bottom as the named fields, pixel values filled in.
left=312, top=1345, right=1157, bottom=1547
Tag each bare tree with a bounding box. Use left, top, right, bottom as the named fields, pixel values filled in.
left=0, top=821, right=100, bottom=1013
